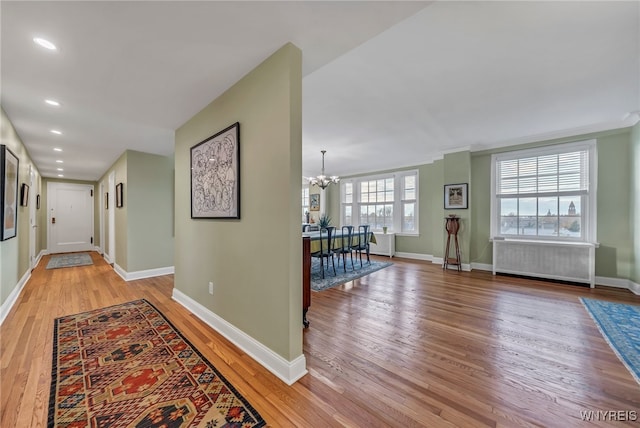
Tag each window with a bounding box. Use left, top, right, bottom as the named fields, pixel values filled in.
left=302, top=186, right=309, bottom=222
left=341, top=170, right=418, bottom=234
left=491, top=140, right=596, bottom=242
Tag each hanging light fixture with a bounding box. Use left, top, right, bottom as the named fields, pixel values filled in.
left=308, top=150, right=339, bottom=189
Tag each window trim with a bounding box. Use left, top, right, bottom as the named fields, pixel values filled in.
left=341, top=169, right=419, bottom=236
left=490, top=140, right=597, bottom=243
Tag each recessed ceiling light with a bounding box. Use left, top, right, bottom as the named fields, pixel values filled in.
left=33, top=37, right=57, bottom=50
left=57, top=168, right=64, bottom=171
left=56, top=160, right=63, bottom=163
left=45, top=99, right=60, bottom=107
left=57, top=174, right=64, bottom=177
left=53, top=148, right=63, bottom=152
left=50, top=129, right=62, bottom=135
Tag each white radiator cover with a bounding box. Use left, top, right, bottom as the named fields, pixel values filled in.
left=370, top=233, right=395, bottom=257
left=492, top=239, right=597, bottom=287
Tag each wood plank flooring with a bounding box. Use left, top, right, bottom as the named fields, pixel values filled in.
left=1, top=251, right=639, bottom=427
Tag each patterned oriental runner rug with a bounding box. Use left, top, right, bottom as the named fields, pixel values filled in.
left=48, top=299, right=266, bottom=427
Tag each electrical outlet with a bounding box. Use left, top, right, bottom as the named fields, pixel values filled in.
left=208, top=281, right=214, bottom=295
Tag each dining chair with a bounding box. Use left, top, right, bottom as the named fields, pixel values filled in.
left=311, top=226, right=336, bottom=278
left=351, top=224, right=371, bottom=267
left=335, top=225, right=354, bottom=272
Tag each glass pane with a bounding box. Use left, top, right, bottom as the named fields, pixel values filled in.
left=345, top=194, right=352, bottom=203
left=361, top=181, right=369, bottom=194
left=385, top=178, right=394, bottom=191
left=385, top=190, right=394, bottom=202
left=404, top=189, right=415, bottom=200
left=344, top=206, right=352, bottom=225
left=518, top=197, right=537, bottom=235
left=499, top=178, right=518, bottom=195
left=404, top=175, right=415, bottom=189
left=403, top=202, right=415, bottom=231
left=560, top=196, right=581, bottom=238
left=499, top=198, right=518, bottom=235
left=538, top=197, right=558, bottom=237
left=518, top=176, right=536, bottom=193
left=519, top=157, right=537, bottom=176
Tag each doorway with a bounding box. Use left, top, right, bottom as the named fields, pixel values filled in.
left=47, top=182, right=94, bottom=254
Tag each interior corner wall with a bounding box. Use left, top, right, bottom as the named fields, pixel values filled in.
left=630, top=122, right=640, bottom=283
left=126, top=150, right=174, bottom=272
left=0, top=107, right=42, bottom=307
left=98, top=152, right=128, bottom=269
left=174, top=43, right=303, bottom=361
left=443, top=151, right=472, bottom=264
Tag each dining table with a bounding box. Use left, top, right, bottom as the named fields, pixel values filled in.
left=302, top=229, right=375, bottom=328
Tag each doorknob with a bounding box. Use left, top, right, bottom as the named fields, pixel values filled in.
left=52, top=217, right=56, bottom=224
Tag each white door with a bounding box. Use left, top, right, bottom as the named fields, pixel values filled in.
left=48, top=182, right=94, bottom=254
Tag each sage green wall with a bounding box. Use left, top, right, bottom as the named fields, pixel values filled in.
left=596, top=132, right=632, bottom=278
left=98, top=152, right=128, bottom=270
left=174, top=43, right=303, bottom=360
left=443, top=151, right=472, bottom=264
left=470, top=154, right=493, bottom=265
left=470, top=128, right=634, bottom=279
left=98, top=150, right=173, bottom=273
left=330, top=127, right=635, bottom=282
left=126, top=150, right=174, bottom=271
left=0, top=107, right=43, bottom=305
left=631, top=122, right=640, bottom=283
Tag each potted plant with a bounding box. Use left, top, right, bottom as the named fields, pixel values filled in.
left=318, top=213, right=332, bottom=229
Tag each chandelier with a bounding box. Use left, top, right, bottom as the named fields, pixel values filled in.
left=308, top=150, right=339, bottom=190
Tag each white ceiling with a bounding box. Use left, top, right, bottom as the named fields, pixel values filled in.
left=1, top=1, right=638, bottom=182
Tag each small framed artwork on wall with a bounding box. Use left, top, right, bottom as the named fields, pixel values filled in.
left=444, top=183, right=468, bottom=209
left=20, top=183, right=29, bottom=207
left=309, top=193, right=320, bottom=211
left=116, top=182, right=123, bottom=208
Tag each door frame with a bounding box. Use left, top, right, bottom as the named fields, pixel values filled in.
left=29, top=166, right=37, bottom=268
left=106, top=171, right=116, bottom=264
left=47, top=181, right=94, bottom=254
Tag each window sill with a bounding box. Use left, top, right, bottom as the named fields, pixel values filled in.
left=491, top=237, right=599, bottom=248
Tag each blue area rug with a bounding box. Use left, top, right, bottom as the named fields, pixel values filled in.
left=46, top=252, right=94, bottom=269
left=311, top=257, right=392, bottom=292
left=580, top=297, right=640, bottom=384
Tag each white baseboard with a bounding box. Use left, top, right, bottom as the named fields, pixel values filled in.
left=595, top=276, right=630, bottom=289
left=629, top=281, right=640, bottom=295
left=34, top=249, right=47, bottom=268
left=393, top=252, right=472, bottom=271
left=394, top=251, right=432, bottom=261
left=114, top=264, right=175, bottom=281
left=172, top=288, right=307, bottom=386
left=470, top=262, right=493, bottom=272
left=0, top=266, right=32, bottom=326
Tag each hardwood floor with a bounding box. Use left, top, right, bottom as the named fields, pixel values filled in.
left=2, top=251, right=639, bottom=427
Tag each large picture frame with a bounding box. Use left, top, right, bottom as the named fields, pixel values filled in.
left=1, top=145, right=19, bottom=240
left=190, top=122, right=240, bottom=219
left=444, top=183, right=468, bottom=209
